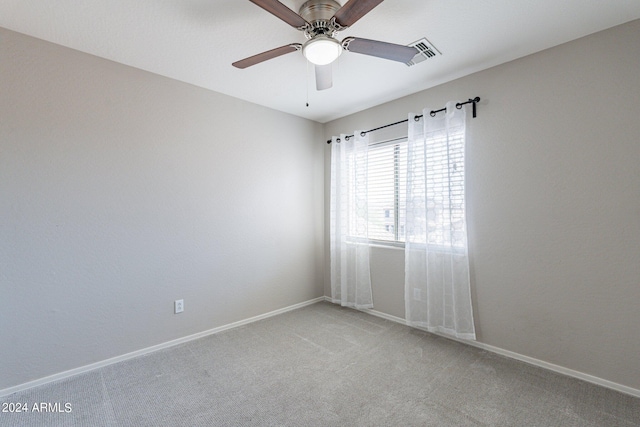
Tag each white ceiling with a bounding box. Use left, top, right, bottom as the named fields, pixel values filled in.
left=1, top=1, right=639, bottom=123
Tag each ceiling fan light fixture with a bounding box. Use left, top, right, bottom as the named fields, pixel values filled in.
left=302, top=35, right=342, bottom=65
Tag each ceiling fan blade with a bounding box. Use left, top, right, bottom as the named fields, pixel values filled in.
left=343, top=37, right=418, bottom=63
left=232, top=44, right=301, bottom=69
left=249, top=0, right=309, bottom=29
left=333, top=0, right=384, bottom=28
left=315, top=64, right=333, bottom=91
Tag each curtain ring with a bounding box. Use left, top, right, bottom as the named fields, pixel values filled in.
left=345, top=135, right=350, bottom=141
left=414, top=115, right=421, bottom=121
left=360, top=131, right=366, bottom=137
left=456, top=103, right=463, bottom=110
left=430, top=110, right=436, bottom=117
left=336, top=138, right=341, bottom=143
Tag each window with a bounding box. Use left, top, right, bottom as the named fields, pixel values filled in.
left=346, top=131, right=465, bottom=248
left=414, top=128, right=465, bottom=249
left=366, top=138, right=407, bottom=242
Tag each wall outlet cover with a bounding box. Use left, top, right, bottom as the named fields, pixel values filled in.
left=174, top=299, right=184, bottom=314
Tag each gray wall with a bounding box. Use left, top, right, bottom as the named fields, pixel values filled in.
left=0, top=28, right=325, bottom=391
left=324, top=20, right=640, bottom=390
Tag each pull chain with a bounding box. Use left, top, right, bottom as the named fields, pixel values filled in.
left=305, top=60, right=310, bottom=107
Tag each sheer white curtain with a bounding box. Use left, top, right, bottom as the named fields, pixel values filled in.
left=330, top=133, right=373, bottom=309
left=404, top=102, right=475, bottom=340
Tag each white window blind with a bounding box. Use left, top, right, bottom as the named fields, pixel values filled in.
left=411, top=128, right=466, bottom=248
left=366, top=139, right=407, bottom=242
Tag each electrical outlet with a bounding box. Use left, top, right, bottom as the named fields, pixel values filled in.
left=174, top=299, right=184, bottom=314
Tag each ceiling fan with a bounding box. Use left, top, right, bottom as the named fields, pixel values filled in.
left=232, top=0, right=418, bottom=90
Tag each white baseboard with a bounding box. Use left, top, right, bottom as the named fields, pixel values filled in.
left=346, top=301, right=640, bottom=398
left=0, top=297, right=325, bottom=398
left=6, top=296, right=638, bottom=400
left=466, top=340, right=640, bottom=398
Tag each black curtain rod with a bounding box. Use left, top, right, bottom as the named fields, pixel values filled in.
left=327, top=97, right=480, bottom=144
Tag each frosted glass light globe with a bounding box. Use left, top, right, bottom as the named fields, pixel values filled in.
left=303, top=36, right=342, bottom=66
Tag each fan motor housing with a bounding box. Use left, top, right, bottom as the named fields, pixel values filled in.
left=300, top=0, right=341, bottom=38
left=299, top=0, right=341, bottom=22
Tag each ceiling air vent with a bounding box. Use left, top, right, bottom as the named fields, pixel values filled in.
left=406, top=38, right=441, bottom=67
